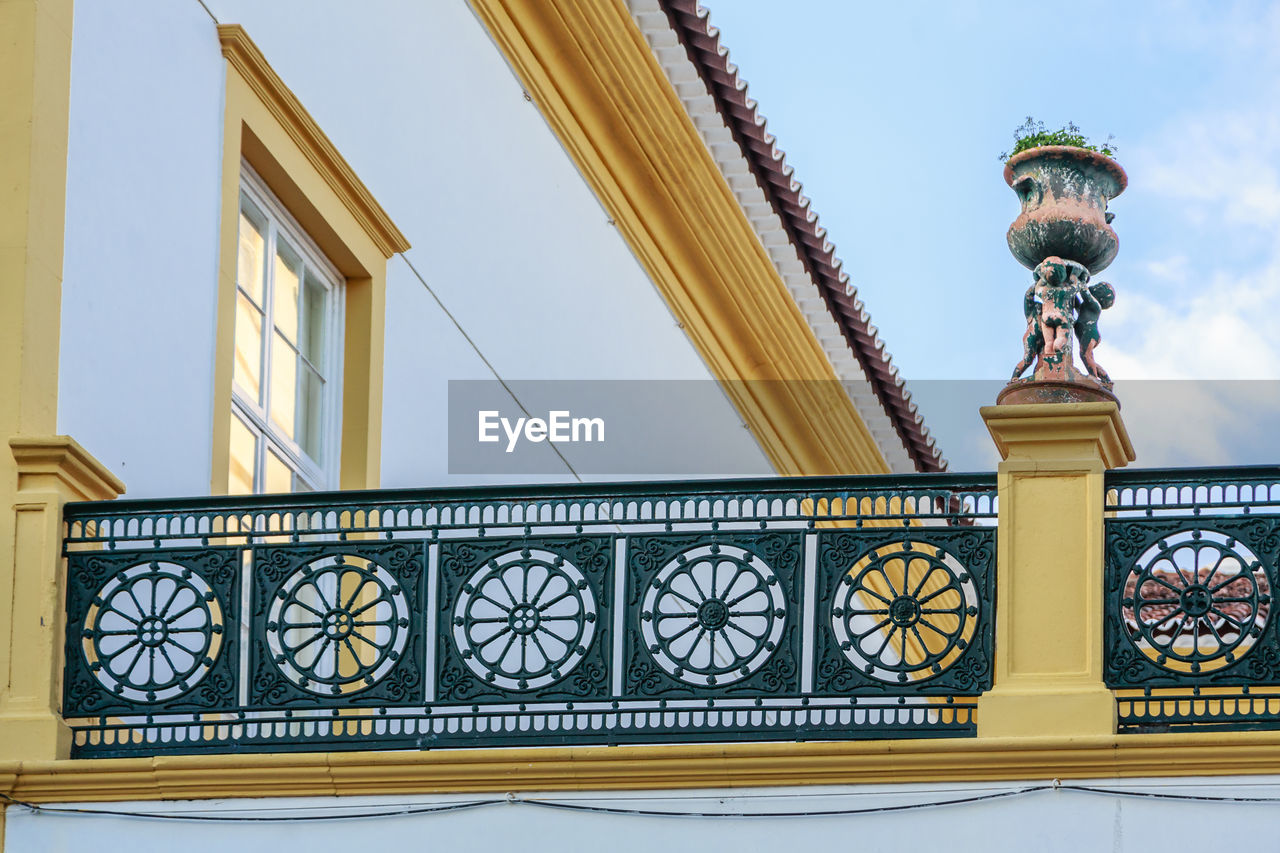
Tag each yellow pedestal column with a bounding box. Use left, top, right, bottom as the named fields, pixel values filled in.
left=976, top=402, right=1134, bottom=738
left=0, top=439, right=122, bottom=760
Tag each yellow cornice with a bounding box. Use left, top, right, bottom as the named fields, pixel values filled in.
left=980, top=402, right=1136, bottom=469
left=468, top=0, right=890, bottom=476
left=10, top=436, right=125, bottom=501
left=216, top=25, right=410, bottom=259
left=10, top=733, right=1280, bottom=802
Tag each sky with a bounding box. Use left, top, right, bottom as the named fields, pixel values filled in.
left=700, top=0, right=1280, bottom=470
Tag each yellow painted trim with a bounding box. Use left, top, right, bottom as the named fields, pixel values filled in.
left=9, top=437, right=126, bottom=501
left=468, top=0, right=890, bottom=476
left=211, top=25, right=402, bottom=494
left=981, top=402, right=1135, bottom=469
left=217, top=26, right=409, bottom=259
left=0, top=0, right=73, bottom=439
left=10, top=732, right=1280, bottom=802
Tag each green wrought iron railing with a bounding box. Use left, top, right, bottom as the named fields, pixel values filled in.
left=60, top=474, right=996, bottom=757
left=1105, top=466, right=1280, bottom=731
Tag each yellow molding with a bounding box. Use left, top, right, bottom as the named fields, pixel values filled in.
left=468, top=0, right=890, bottom=476
left=980, top=402, right=1135, bottom=469
left=11, top=732, right=1280, bottom=802
left=9, top=437, right=126, bottom=502
left=216, top=25, right=409, bottom=259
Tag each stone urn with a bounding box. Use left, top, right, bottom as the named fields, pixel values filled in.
left=999, top=146, right=1128, bottom=405
left=1004, top=146, right=1126, bottom=274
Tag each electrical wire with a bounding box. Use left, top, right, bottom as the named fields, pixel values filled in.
left=193, top=0, right=218, bottom=24
left=1062, top=784, right=1280, bottom=805
left=10, top=782, right=1280, bottom=824
left=0, top=794, right=499, bottom=823
left=397, top=254, right=584, bottom=483
left=514, top=785, right=1050, bottom=818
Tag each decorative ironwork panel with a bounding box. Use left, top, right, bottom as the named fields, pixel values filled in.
left=437, top=537, right=612, bottom=701
left=60, top=472, right=997, bottom=757
left=248, top=542, right=427, bottom=707
left=1105, top=466, right=1280, bottom=731
left=814, top=530, right=994, bottom=695
left=1106, top=517, right=1280, bottom=687
left=63, top=548, right=240, bottom=715
left=624, top=533, right=803, bottom=698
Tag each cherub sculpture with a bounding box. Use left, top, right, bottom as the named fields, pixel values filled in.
left=1011, top=255, right=1115, bottom=387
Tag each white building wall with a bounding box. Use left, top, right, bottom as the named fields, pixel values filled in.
left=58, top=0, right=226, bottom=498
left=8, top=776, right=1278, bottom=852
left=57, top=0, right=774, bottom=499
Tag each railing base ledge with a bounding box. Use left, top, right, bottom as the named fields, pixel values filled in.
left=977, top=684, right=1116, bottom=738
left=0, top=711, right=71, bottom=761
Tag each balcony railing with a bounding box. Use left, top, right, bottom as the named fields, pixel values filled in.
left=1105, top=466, right=1280, bottom=731
left=60, top=474, right=997, bottom=757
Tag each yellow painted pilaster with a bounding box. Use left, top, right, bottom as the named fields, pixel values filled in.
left=0, top=0, right=126, bottom=772
left=0, top=0, right=72, bottom=440
left=977, top=402, right=1134, bottom=738
left=0, top=0, right=75, bottom=772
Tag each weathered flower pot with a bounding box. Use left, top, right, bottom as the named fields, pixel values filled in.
left=1004, top=146, right=1127, bottom=273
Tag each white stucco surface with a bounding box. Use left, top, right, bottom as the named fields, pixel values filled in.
left=56, top=0, right=773, bottom=496
left=58, top=0, right=226, bottom=498
left=8, top=776, right=1278, bottom=852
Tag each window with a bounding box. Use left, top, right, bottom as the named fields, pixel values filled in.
left=228, top=163, right=343, bottom=494
left=213, top=25, right=408, bottom=496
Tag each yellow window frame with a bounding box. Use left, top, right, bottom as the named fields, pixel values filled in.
left=210, top=25, right=409, bottom=494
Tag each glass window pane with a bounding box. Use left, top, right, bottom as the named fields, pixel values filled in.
left=269, top=333, right=298, bottom=441
left=300, top=271, right=327, bottom=370
left=233, top=292, right=264, bottom=403
left=237, top=196, right=267, bottom=305
left=274, top=239, right=302, bottom=344
left=264, top=449, right=292, bottom=493
left=298, top=363, right=325, bottom=461
left=228, top=413, right=257, bottom=495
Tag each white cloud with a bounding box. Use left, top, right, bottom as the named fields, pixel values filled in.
left=1145, top=0, right=1280, bottom=67
left=1089, top=31, right=1280, bottom=465
left=1135, top=112, right=1280, bottom=231
left=1113, top=380, right=1280, bottom=466
left=1101, top=99, right=1280, bottom=380
left=1102, top=258, right=1280, bottom=379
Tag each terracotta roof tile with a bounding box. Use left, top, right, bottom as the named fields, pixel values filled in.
left=658, top=0, right=943, bottom=471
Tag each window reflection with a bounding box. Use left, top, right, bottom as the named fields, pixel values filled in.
left=228, top=414, right=257, bottom=495
left=228, top=169, right=340, bottom=495
left=270, top=332, right=298, bottom=441
left=236, top=197, right=266, bottom=305
left=233, top=292, right=264, bottom=403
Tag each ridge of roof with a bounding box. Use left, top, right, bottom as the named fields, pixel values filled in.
left=658, top=0, right=945, bottom=472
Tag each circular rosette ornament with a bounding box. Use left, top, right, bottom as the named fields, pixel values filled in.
left=640, top=543, right=787, bottom=687
left=831, top=541, right=979, bottom=684
left=82, top=561, right=223, bottom=703
left=266, top=554, right=410, bottom=695
left=452, top=549, right=597, bottom=691
left=1121, top=530, right=1269, bottom=673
